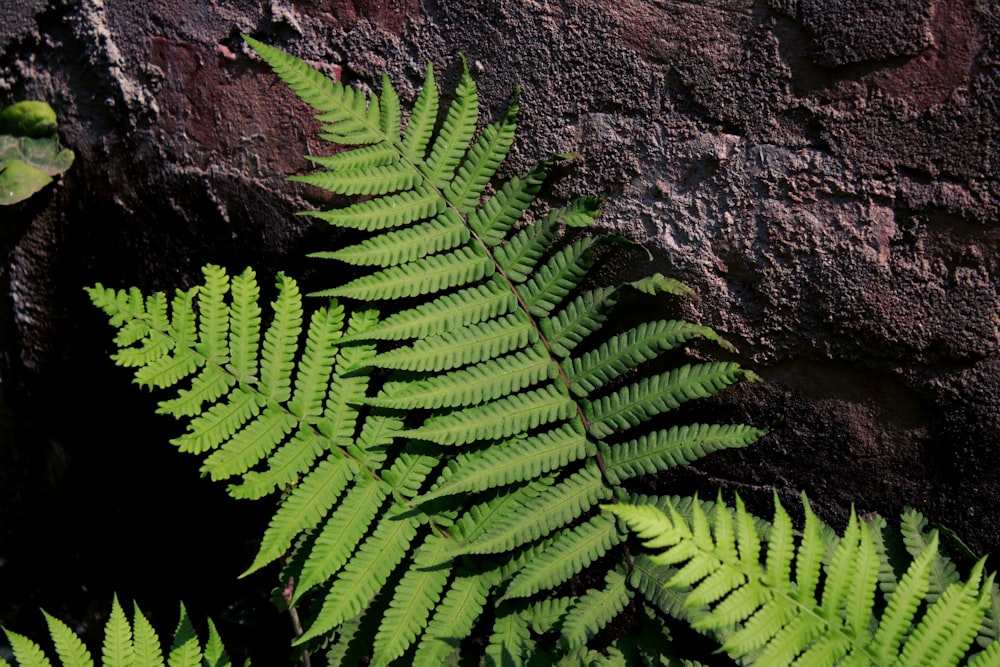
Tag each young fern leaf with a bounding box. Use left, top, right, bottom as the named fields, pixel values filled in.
left=90, top=40, right=766, bottom=663
left=606, top=495, right=1000, bottom=667
left=1, top=597, right=237, bottom=667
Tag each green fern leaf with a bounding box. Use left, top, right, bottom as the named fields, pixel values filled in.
left=102, top=596, right=134, bottom=667
left=587, top=362, right=749, bottom=439
left=423, top=60, right=478, bottom=187
left=602, top=423, right=765, bottom=484
left=294, top=474, right=388, bottom=600
left=298, top=504, right=422, bottom=644
left=305, top=187, right=442, bottom=232
left=460, top=464, right=610, bottom=554
left=521, top=238, right=594, bottom=317
left=401, top=63, right=438, bottom=162
left=417, top=423, right=589, bottom=502
left=201, top=620, right=231, bottom=667
left=226, top=425, right=326, bottom=500
left=40, top=612, right=93, bottom=667
left=567, top=320, right=732, bottom=396
left=167, top=604, right=202, bottom=667
left=131, top=604, right=165, bottom=667
left=485, top=608, right=534, bottom=667
left=470, top=164, right=550, bottom=247
left=305, top=142, right=398, bottom=171
left=445, top=100, right=518, bottom=213
left=3, top=630, right=52, bottom=667
left=542, top=286, right=619, bottom=358
left=355, top=279, right=515, bottom=341
left=559, top=570, right=631, bottom=651
left=412, top=572, right=498, bottom=667
left=320, top=246, right=493, bottom=301
left=371, top=533, right=454, bottom=666
left=199, top=406, right=297, bottom=481
left=258, top=273, right=303, bottom=402
left=290, top=163, right=420, bottom=196
left=287, top=303, right=344, bottom=420
left=403, top=384, right=576, bottom=445
left=322, top=211, right=469, bottom=267
left=226, top=267, right=262, bottom=383
left=503, top=513, right=622, bottom=600
left=371, top=348, right=555, bottom=410
left=369, top=313, right=535, bottom=372
left=242, top=454, right=353, bottom=575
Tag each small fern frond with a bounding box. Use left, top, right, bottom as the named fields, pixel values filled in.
left=2, top=597, right=236, bottom=667
left=606, top=495, right=1000, bottom=667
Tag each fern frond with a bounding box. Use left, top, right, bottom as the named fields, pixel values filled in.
left=242, top=454, right=353, bottom=575
left=298, top=504, right=422, bottom=643
left=607, top=495, right=1000, bottom=667
left=355, top=279, right=515, bottom=341
left=40, top=612, right=93, bottom=667
left=401, top=63, right=438, bottom=162
left=90, top=43, right=769, bottom=663
left=411, top=571, right=498, bottom=667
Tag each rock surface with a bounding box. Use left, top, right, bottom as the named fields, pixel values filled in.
left=0, top=0, right=997, bottom=653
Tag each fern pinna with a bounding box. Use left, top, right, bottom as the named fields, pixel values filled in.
left=607, top=496, right=1000, bottom=667
left=87, top=36, right=764, bottom=665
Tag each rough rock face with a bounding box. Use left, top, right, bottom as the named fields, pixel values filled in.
left=0, top=0, right=997, bottom=647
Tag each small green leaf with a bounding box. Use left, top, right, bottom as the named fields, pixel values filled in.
left=0, top=101, right=57, bottom=138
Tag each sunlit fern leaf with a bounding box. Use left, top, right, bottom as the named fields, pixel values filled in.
left=423, top=60, right=479, bottom=187
left=368, top=314, right=536, bottom=372
left=521, top=238, right=595, bottom=317
left=458, top=464, right=611, bottom=555
left=129, top=604, right=163, bottom=667
left=102, top=597, right=133, bottom=667
left=304, top=187, right=442, bottom=232
left=403, top=384, right=577, bottom=445
left=606, top=495, right=1000, bottom=667
left=401, top=63, right=438, bottom=162
left=293, top=473, right=388, bottom=601
left=445, top=101, right=519, bottom=213
left=322, top=245, right=494, bottom=301
left=1, top=597, right=236, bottom=667
left=351, top=279, right=515, bottom=341
left=242, top=454, right=353, bottom=575
left=542, top=286, right=619, bottom=358
left=566, top=320, right=733, bottom=397
left=40, top=612, right=92, bottom=667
